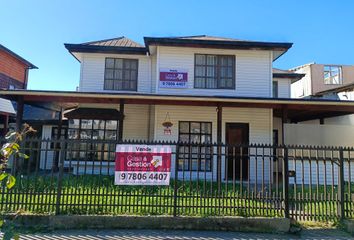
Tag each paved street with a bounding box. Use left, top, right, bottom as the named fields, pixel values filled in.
left=18, top=229, right=353, bottom=240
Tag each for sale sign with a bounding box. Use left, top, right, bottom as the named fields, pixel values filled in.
left=159, top=68, right=188, bottom=88
left=115, top=144, right=172, bottom=185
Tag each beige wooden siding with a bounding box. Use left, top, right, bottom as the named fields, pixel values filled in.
left=154, top=105, right=272, bottom=181
left=79, top=53, right=152, bottom=93
left=156, top=46, right=272, bottom=97
left=78, top=103, right=149, bottom=140
left=123, top=104, right=149, bottom=140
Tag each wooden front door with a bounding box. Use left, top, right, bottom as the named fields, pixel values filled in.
left=225, top=123, right=249, bottom=180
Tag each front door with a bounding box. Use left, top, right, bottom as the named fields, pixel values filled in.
left=225, top=123, right=249, bottom=180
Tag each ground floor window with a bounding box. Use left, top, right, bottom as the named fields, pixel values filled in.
left=178, top=121, right=212, bottom=171
left=66, top=119, right=118, bottom=161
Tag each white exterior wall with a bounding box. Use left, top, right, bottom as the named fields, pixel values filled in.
left=291, top=65, right=312, bottom=98
left=273, top=78, right=291, bottom=98
left=78, top=47, right=273, bottom=98
left=156, top=46, right=273, bottom=97
left=285, top=123, right=354, bottom=185
left=79, top=53, right=152, bottom=93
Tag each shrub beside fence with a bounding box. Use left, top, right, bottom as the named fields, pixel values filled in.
left=0, top=138, right=353, bottom=221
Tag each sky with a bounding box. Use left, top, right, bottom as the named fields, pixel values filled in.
left=1, top=0, right=354, bottom=91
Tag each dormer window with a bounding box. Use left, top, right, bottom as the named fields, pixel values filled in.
left=324, top=65, right=342, bottom=85
left=104, top=58, right=138, bottom=91
left=194, top=54, right=235, bottom=89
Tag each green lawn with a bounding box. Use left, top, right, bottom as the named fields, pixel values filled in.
left=0, top=175, right=352, bottom=221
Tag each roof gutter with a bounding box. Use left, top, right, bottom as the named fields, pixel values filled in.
left=64, top=44, right=148, bottom=55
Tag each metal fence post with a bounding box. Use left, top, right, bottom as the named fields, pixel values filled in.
left=173, top=143, right=179, bottom=217
left=338, top=148, right=345, bottom=219
left=283, top=146, right=290, bottom=218
left=55, top=140, right=65, bottom=215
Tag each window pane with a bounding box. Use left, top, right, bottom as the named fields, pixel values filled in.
left=225, top=79, right=233, bottom=88
left=201, top=135, right=211, bottom=143
left=219, top=79, right=227, bottom=88
left=93, top=120, right=105, bottom=129
left=113, top=80, right=121, bottom=90
left=195, top=77, right=205, bottom=88
left=201, top=123, right=211, bottom=134
left=124, top=70, right=131, bottom=80
left=130, top=60, right=138, bottom=70
left=114, top=70, right=123, bottom=80
left=190, top=122, right=200, bottom=133
left=115, top=59, right=123, bottom=69
left=190, top=134, right=200, bottom=143
left=105, top=58, right=115, bottom=68
left=81, top=119, right=92, bottom=129
left=68, top=129, right=79, bottom=139
left=195, top=66, right=205, bottom=77
left=179, top=134, right=189, bottom=143
left=105, top=80, right=113, bottom=90
left=227, top=67, right=233, bottom=77
left=207, top=55, right=216, bottom=65
left=69, top=119, right=80, bottom=129
left=206, top=67, right=215, bottom=77
left=131, top=70, right=137, bottom=80
left=105, top=69, right=114, bottom=79
left=105, top=130, right=117, bottom=140
left=130, top=81, right=136, bottom=90
left=206, top=78, right=217, bottom=88
left=195, top=54, right=205, bottom=65
left=106, top=120, right=117, bottom=130
left=179, top=122, right=189, bottom=133
left=80, top=129, right=92, bottom=139
left=191, top=159, right=198, bottom=171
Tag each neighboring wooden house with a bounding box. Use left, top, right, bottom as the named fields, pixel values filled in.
left=0, top=44, right=37, bottom=134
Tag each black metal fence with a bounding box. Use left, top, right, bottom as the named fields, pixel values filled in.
left=0, top=138, right=353, bottom=221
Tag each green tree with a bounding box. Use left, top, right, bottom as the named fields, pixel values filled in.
left=0, top=124, right=36, bottom=240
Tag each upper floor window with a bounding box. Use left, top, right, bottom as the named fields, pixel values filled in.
left=104, top=58, right=138, bottom=91
left=194, top=54, right=235, bottom=89
left=272, top=81, right=278, bottom=98
left=324, top=65, right=342, bottom=85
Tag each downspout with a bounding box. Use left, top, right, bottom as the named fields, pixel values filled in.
left=23, top=68, right=29, bottom=89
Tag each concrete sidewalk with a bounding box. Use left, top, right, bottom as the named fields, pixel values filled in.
left=17, top=229, right=353, bottom=240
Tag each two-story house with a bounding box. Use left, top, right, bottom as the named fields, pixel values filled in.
left=0, top=44, right=37, bottom=135
left=59, top=35, right=311, bottom=179
left=2, top=35, right=354, bottom=184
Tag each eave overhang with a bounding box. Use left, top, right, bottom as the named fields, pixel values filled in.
left=1, top=90, right=353, bottom=123
left=64, top=44, right=147, bottom=56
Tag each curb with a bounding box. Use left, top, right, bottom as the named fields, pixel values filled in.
left=343, top=219, right=354, bottom=236
left=7, top=215, right=291, bottom=233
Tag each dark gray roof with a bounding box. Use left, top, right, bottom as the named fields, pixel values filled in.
left=81, top=36, right=144, bottom=48
left=64, top=36, right=147, bottom=56
left=272, top=68, right=305, bottom=82
left=168, top=35, right=245, bottom=42
left=144, top=35, right=293, bottom=51
left=0, top=44, right=37, bottom=69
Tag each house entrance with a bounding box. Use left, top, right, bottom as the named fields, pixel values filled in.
left=225, top=123, right=249, bottom=180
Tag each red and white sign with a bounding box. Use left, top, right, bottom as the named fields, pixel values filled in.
left=115, top=144, right=172, bottom=185
left=159, top=68, right=188, bottom=88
